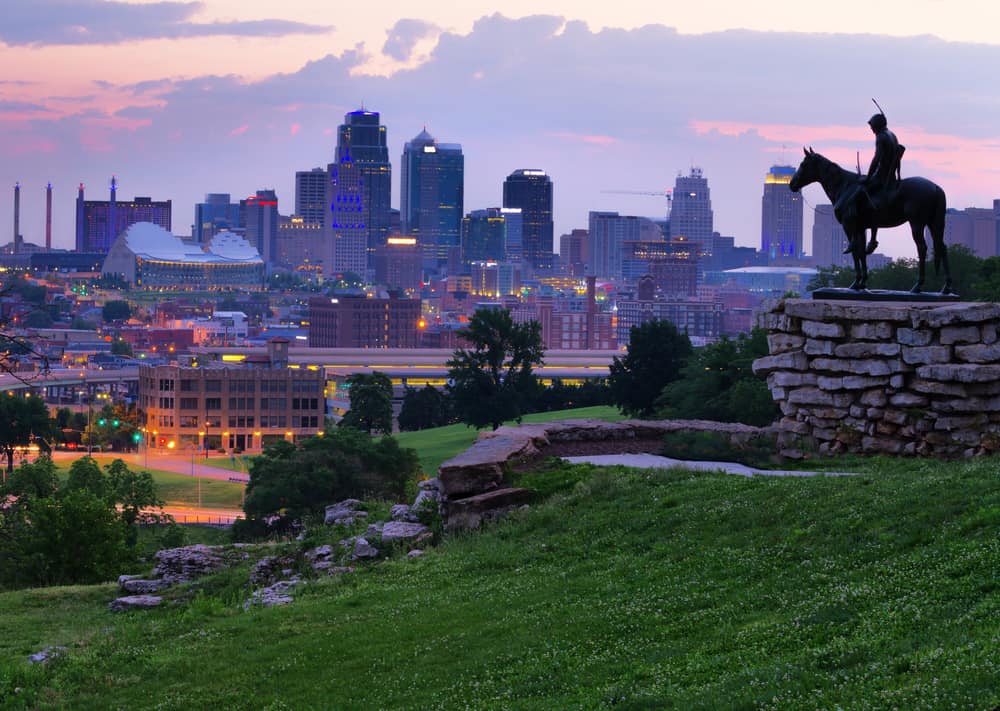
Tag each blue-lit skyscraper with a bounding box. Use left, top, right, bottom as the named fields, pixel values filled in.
left=400, top=128, right=464, bottom=273
left=194, top=193, right=241, bottom=244
left=328, top=110, right=392, bottom=277
left=502, top=169, right=553, bottom=271
left=761, top=165, right=803, bottom=261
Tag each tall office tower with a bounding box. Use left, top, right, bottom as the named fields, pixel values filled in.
left=461, top=208, right=508, bottom=264
left=811, top=204, right=851, bottom=268
left=559, top=228, right=589, bottom=276
left=295, top=168, right=328, bottom=224
left=400, top=128, right=464, bottom=272
left=670, top=167, right=713, bottom=249
left=45, top=183, right=52, bottom=250
left=761, top=165, right=803, bottom=261
left=500, top=208, right=523, bottom=263
left=241, top=190, right=279, bottom=268
left=588, top=211, right=644, bottom=281
left=194, top=193, right=241, bottom=243
left=75, top=179, right=172, bottom=253
left=503, top=169, right=553, bottom=270
left=328, top=109, right=392, bottom=275
left=12, top=182, right=21, bottom=254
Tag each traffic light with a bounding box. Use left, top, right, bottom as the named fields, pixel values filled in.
left=112, top=419, right=120, bottom=427
left=132, top=432, right=142, bottom=443
left=97, top=418, right=107, bottom=426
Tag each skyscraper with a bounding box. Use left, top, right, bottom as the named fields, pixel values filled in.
left=328, top=110, right=392, bottom=276
left=461, top=208, right=507, bottom=264
left=811, top=204, right=851, bottom=268
left=241, top=190, right=279, bottom=268
left=670, top=168, right=713, bottom=249
left=503, top=169, right=553, bottom=271
left=588, top=211, right=646, bottom=281
left=400, top=128, right=464, bottom=272
left=194, top=193, right=241, bottom=244
left=761, top=165, right=803, bottom=261
left=75, top=178, right=171, bottom=253
left=295, top=168, right=327, bottom=224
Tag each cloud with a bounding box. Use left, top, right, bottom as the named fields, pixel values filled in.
left=382, top=19, right=440, bottom=61
left=0, top=100, right=54, bottom=113
left=549, top=131, right=619, bottom=146
left=0, top=1, right=332, bottom=46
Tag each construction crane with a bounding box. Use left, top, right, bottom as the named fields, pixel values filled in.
left=600, top=189, right=672, bottom=218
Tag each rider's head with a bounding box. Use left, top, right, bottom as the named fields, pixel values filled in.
left=868, top=113, right=887, bottom=133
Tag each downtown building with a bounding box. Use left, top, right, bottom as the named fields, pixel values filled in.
left=669, top=168, right=713, bottom=248
left=138, top=338, right=325, bottom=453
left=75, top=178, right=171, bottom=253
left=193, top=193, right=241, bottom=244
left=307, top=294, right=421, bottom=348
left=503, top=169, right=554, bottom=271
left=400, top=128, right=464, bottom=273
left=811, top=204, right=852, bottom=268
left=328, top=110, right=392, bottom=277
left=761, top=165, right=804, bottom=263
left=241, top=190, right=279, bottom=268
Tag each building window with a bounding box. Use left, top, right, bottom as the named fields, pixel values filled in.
left=180, top=380, right=197, bottom=392
left=158, top=379, right=174, bottom=392
left=205, top=380, right=222, bottom=392
left=180, top=398, right=198, bottom=410
left=205, top=398, right=221, bottom=410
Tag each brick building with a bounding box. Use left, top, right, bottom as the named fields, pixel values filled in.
left=308, top=294, right=421, bottom=348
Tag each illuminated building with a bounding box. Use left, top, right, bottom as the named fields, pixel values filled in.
left=75, top=178, right=171, bottom=253
left=102, top=222, right=265, bottom=291
left=241, top=190, right=279, bottom=268
left=138, top=338, right=325, bottom=452
left=761, top=165, right=803, bottom=262
left=373, top=236, right=423, bottom=292
left=503, top=169, right=553, bottom=270
left=670, top=168, right=713, bottom=249
left=400, top=128, right=464, bottom=272
left=308, top=294, right=421, bottom=348
left=276, top=216, right=326, bottom=276
left=193, top=193, right=241, bottom=244
left=461, top=208, right=507, bottom=264
left=295, top=168, right=328, bottom=225
left=559, top=229, right=589, bottom=276
left=329, top=110, right=392, bottom=276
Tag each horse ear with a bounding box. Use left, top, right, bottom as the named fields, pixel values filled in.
left=803, top=146, right=808, bottom=156
left=808, top=146, right=814, bottom=154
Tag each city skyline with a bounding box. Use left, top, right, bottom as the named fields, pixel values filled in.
left=2, top=4, right=1000, bottom=259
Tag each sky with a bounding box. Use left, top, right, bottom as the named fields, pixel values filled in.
left=2, top=0, right=1000, bottom=259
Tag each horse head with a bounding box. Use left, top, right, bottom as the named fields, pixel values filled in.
left=789, top=146, right=820, bottom=193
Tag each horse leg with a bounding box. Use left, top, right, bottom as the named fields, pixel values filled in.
left=930, top=218, right=954, bottom=294
left=849, top=229, right=865, bottom=290
left=911, top=223, right=928, bottom=293
left=866, top=227, right=879, bottom=255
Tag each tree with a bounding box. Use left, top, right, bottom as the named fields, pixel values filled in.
left=608, top=319, right=692, bottom=418
left=446, top=308, right=545, bottom=430
left=339, top=372, right=394, bottom=435
left=0, top=456, right=59, bottom=499
left=110, top=338, right=133, bottom=357
left=397, top=385, right=452, bottom=431
left=105, top=458, right=164, bottom=546
left=243, top=427, right=420, bottom=524
left=101, top=300, right=131, bottom=323
left=656, top=329, right=780, bottom=426
left=0, top=394, right=52, bottom=478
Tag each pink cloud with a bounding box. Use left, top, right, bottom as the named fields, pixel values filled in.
left=278, top=103, right=302, bottom=113
left=290, top=123, right=300, bottom=136
left=549, top=131, right=618, bottom=146
left=5, top=137, right=57, bottom=156
left=229, top=124, right=249, bottom=136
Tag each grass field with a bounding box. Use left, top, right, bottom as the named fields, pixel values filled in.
left=52, top=455, right=245, bottom=510
left=4, top=452, right=999, bottom=708
left=395, top=404, right=624, bottom=475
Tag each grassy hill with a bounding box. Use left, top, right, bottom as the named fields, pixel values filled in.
left=3, top=453, right=999, bottom=709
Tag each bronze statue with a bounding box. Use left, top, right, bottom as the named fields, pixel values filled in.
left=789, top=146, right=953, bottom=294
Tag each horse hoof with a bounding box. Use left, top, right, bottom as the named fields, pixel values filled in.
left=849, top=281, right=863, bottom=291
left=910, top=284, right=923, bottom=294
left=865, top=240, right=879, bottom=255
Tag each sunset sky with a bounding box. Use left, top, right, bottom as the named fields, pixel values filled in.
left=2, top=0, right=999, bottom=258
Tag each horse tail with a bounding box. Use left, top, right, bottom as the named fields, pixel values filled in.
left=932, top=185, right=947, bottom=274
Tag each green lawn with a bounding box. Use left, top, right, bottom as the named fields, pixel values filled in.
left=53, top=456, right=245, bottom=510
left=396, top=405, right=624, bottom=476
left=2, top=454, right=999, bottom=708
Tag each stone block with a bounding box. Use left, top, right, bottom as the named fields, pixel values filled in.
left=816, top=376, right=843, bottom=391
left=954, top=343, right=1000, bottom=364
left=875, top=421, right=898, bottom=435
left=780, top=419, right=810, bottom=435
left=940, top=325, right=982, bottom=345
left=983, top=323, right=998, bottom=345
left=849, top=405, right=865, bottom=418
left=784, top=300, right=911, bottom=322
left=862, top=436, right=904, bottom=454
left=901, top=346, right=951, bottom=365
left=889, top=374, right=906, bottom=389
left=916, top=364, right=1000, bottom=383
left=779, top=401, right=799, bottom=417
left=909, top=379, right=967, bottom=397
left=859, top=390, right=887, bottom=407
left=834, top=342, right=901, bottom=358
left=810, top=358, right=892, bottom=377
left=914, top=302, right=1000, bottom=328
left=767, top=333, right=805, bottom=354
left=883, top=410, right=909, bottom=425
left=897, top=328, right=934, bottom=347
left=801, top=320, right=845, bottom=339
left=811, top=407, right=848, bottom=420
left=787, top=387, right=834, bottom=406
left=934, top=415, right=986, bottom=431
left=813, top=427, right=837, bottom=441
left=380, top=521, right=430, bottom=544
left=866, top=408, right=885, bottom=419
left=850, top=322, right=894, bottom=340
left=889, top=392, right=928, bottom=408
left=758, top=312, right=799, bottom=332
left=768, top=371, right=818, bottom=388
left=445, top=487, right=534, bottom=531
left=752, top=351, right=809, bottom=375
left=109, top=595, right=162, bottom=612
left=936, top=396, right=1000, bottom=413
left=771, top=387, right=786, bottom=400
left=804, top=339, right=836, bottom=356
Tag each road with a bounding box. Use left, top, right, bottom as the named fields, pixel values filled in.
left=49, top=450, right=249, bottom=483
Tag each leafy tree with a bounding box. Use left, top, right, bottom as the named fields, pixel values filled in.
left=0, top=394, right=51, bottom=478
left=608, top=319, right=692, bottom=418
left=656, top=329, right=780, bottom=427
left=102, top=300, right=131, bottom=322
left=446, top=308, right=545, bottom=430
left=339, top=372, right=394, bottom=435
left=0, top=456, right=59, bottom=499
left=397, top=385, right=452, bottom=431
left=65, top=456, right=108, bottom=499
left=21, top=309, right=54, bottom=328
left=243, top=427, right=420, bottom=525
left=105, top=458, right=164, bottom=546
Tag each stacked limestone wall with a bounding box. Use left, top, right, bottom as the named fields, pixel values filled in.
left=753, top=299, right=1000, bottom=458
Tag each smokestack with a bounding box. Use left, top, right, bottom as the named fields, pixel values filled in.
left=13, top=182, right=21, bottom=255
left=45, top=182, right=52, bottom=250
left=108, top=175, right=117, bottom=250
left=586, top=275, right=596, bottom=349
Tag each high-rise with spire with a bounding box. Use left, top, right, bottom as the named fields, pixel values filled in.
left=327, top=109, right=392, bottom=276
left=400, top=127, right=464, bottom=272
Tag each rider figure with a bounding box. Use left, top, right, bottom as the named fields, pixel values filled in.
left=843, top=110, right=904, bottom=254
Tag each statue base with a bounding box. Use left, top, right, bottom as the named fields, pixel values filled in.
left=812, top=287, right=960, bottom=302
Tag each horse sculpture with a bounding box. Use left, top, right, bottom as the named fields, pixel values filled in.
left=789, top=147, right=954, bottom=294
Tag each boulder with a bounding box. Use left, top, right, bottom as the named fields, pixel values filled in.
left=380, top=521, right=430, bottom=544
left=244, top=578, right=302, bottom=609
left=407, top=549, right=425, bottom=558
left=351, top=537, right=379, bottom=561
left=445, top=487, right=534, bottom=531
left=108, top=595, right=163, bottom=612
left=153, top=545, right=225, bottom=584
left=27, top=646, right=67, bottom=665
left=324, top=499, right=368, bottom=526
left=120, top=579, right=171, bottom=595
left=390, top=504, right=416, bottom=522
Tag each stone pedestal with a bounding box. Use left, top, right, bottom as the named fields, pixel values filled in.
left=754, top=299, right=1000, bottom=458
